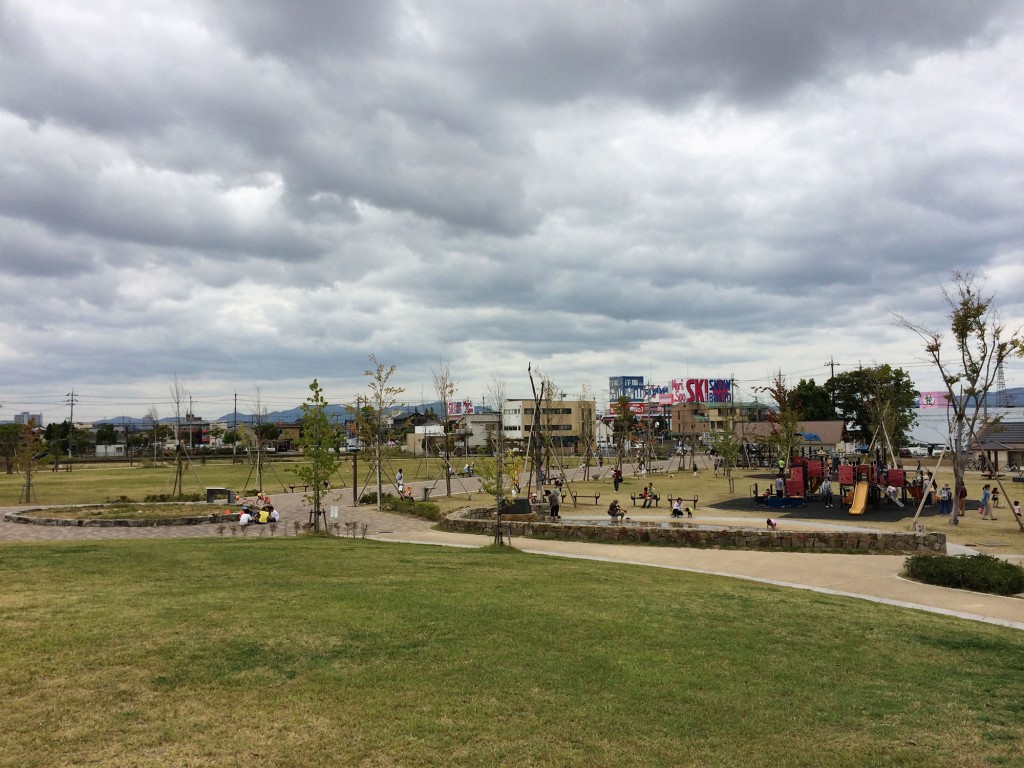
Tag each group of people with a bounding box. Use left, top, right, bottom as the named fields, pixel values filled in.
left=238, top=502, right=279, bottom=527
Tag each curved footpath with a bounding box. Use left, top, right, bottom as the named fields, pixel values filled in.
left=2, top=492, right=1022, bottom=631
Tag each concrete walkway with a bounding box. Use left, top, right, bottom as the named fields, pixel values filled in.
left=3, top=492, right=1022, bottom=631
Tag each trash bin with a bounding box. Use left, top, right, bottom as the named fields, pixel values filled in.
left=421, top=487, right=433, bottom=501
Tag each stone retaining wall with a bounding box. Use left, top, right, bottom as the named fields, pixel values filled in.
left=443, top=508, right=946, bottom=554
left=4, top=510, right=240, bottom=528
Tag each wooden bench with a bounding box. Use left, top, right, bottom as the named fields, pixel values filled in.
left=630, top=493, right=661, bottom=507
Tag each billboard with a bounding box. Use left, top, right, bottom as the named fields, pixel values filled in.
left=447, top=400, right=475, bottom=418
left=916, top=391, right=950, bottom=409
left=609, top=376, right=732, bottom=408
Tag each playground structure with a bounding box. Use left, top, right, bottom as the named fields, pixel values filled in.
left=835, top=463, right=908, bottom=515
left=750, top=455, right=915, bottom=515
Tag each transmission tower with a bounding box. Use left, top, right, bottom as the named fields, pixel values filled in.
left=996, top=361, right=1007, bottom=408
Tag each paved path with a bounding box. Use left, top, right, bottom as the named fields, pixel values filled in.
left=3, top=493, right=1022, bottom=630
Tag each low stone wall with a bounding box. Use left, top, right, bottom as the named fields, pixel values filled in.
left=443, top=508, right=946, bottom=554
left=4, top=509, right=239, bottom=528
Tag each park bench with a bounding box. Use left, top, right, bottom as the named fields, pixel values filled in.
left=630, top=493, right=661, bottom=507
left=568, top=490, right=601, bottom=505
left=288, top=484, right=311, bottom=493
left=206, top=487, right=236, bottom=504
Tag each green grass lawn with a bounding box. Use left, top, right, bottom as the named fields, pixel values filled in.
left=2, top=537, right=1022, bottom=767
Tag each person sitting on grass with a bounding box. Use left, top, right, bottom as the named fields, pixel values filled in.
left=766, top=518, right=778, bottom=531
left=607, top=499, right=625, bottom=523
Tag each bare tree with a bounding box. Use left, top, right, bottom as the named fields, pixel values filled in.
left=355, top=355, right=405, bottom=511
left=147, top=405, right=160, bottom=463
left=169, top=374, right=188, bottom=447
left=431, top=362, right=456, bottom=497
left=578, top=383, right=596, bottom=480
left=895, top=271, right=1023, bottom=510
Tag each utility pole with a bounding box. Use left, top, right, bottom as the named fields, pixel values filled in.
left=824, top=359, right=841, bottom=411
left=65, top=390, right=78, bottom=458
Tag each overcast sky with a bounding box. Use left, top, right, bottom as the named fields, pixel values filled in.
left=2, top=0, right=1023, bottom=423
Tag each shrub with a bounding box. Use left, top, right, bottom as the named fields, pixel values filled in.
left=358, top=492, right=443, bottom=522
left=905, top=553, right=1024, bottom=596
left=144, top=493, right=203, bottom=503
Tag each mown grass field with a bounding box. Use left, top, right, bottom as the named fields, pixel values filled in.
left=2, top=537, right=1023, bottom=767
left=5, top=455, right=1023, bottom=553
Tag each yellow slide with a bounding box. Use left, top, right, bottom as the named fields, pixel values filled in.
left=849, top=481, right=869, bottom=515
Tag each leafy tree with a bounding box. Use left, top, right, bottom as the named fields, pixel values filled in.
left=896, top=271, right=1023, bottom=510
left=476, top=449, right=524, bottom=512
left=830, top=365, right=918, bottom=449
left=0, top=423, right=25, bottom=474
left=789, top=379, right=834, bottom=420
left=708, top=430, right=741, bottom=492
left=253, top=422, right=282, bottom=443
left=44, top=421, right=71, bottom=456
left=295, top=379, right=341, bottom=532
left=95, top=423, right=118, bottom=445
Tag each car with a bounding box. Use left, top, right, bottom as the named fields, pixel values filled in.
left=905, top=445, right=930, bottom=458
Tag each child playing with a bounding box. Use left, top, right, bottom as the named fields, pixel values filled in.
left=1013, top=500, right=1022, bottom=532
left=766, top=518, right=778, bottom=531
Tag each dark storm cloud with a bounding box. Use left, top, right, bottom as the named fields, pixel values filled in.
left=1, top=0, right=1022, bottom=420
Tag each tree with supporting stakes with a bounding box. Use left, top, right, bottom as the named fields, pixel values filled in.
left=431, top=362, right=456, bottom=497
left=895, top=271, right=1023, bottom=515
left=350, top=355, right=404, bottom=512
left=295, top=379, right=341, bottom=533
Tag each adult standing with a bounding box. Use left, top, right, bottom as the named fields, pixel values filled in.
left=549, top=482, right=561, bottom=520
left=938, top=482, right=952, bottom=518
left=612, top=467, right=623, bottom=492
left=775, top=475, right=785, bottom=498
left=958, top=482, right=968, bottom=517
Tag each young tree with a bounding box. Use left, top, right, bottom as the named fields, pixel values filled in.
left=611, top=395, right=637, bottom=467
left=352, top=355, right=405, bottom=511
left=709, top=430, right=741, bottom=493
left=896, top=271, right=1023, bottom=505
left=431, top=362, right=456, bottom=496
left=755, top=371, right=802, bottom=471
left=295, top=379, right=341, bottom=532
left=169, top=374, right=188, bottom=447
left=484, top=374, right=512, bottom=511
left=577, top=384, right=597, bottom=480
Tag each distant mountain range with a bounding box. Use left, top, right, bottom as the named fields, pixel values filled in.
left=90, top=402, right=449, bottom=427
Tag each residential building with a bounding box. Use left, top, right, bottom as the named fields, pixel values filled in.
left=972, top=421, right=1024, bottom=471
